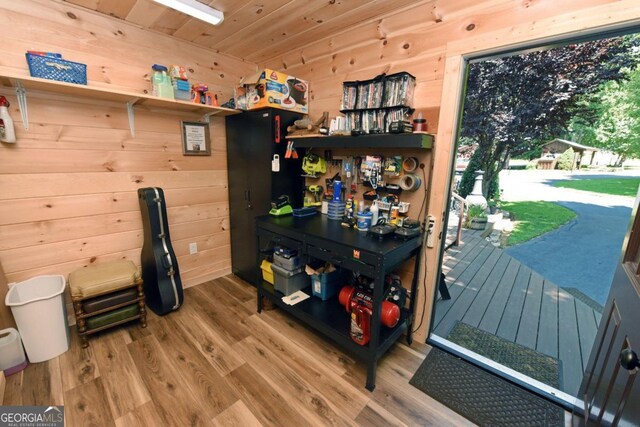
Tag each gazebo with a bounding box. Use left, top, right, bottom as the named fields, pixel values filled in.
left=538, top=138, right=599, bottom=170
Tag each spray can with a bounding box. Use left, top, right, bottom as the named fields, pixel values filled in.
left=0, top=96, right=16, bottom=143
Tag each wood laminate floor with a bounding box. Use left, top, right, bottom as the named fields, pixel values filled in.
left=4, top=275, right=474, bottom=426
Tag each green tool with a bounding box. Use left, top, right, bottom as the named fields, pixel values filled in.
left=269, top=195, right=293, bottom=216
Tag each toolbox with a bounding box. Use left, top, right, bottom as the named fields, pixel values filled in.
left=271, top=264, right=310, bottom=296
left=273, top=250, right=301, bottom=271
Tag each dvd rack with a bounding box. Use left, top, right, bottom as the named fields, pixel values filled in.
left=341, top=72, right=416, bottom=133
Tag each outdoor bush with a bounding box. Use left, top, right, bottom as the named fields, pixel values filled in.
left=525, top=160, right=539, bottom=170
left=459, top=148, right=500, bottom=199
left=556, top=147, right=575, bottom=170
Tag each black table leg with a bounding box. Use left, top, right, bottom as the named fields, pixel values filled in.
left=366, top=358, right=377, bottom=391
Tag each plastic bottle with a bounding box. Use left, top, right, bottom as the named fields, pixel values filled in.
left=151, top=64, right=166, bottom=97
left=370, top=201, right=379, bottom=226
left=0, top=96, right=16, bottom=143
left=151, top=64, right=175, bottom=100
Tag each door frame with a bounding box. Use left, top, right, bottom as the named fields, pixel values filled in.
left=422, top=1, right=640, bottom=412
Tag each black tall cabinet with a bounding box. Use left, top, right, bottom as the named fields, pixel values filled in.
left=226, top=109, right=303, bottom=285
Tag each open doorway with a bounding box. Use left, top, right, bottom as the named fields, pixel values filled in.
left=431, top=31, right=640, bottom=405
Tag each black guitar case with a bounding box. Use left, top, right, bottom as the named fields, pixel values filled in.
left=138, top=187, right=183, bottom=315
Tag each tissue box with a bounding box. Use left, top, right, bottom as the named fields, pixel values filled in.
left=235, top=69, right=308, bottom=113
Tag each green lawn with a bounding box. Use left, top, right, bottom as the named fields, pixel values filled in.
left=500, top=201, right=576, bottom=246
left=553, top=178, right=640, bottom=197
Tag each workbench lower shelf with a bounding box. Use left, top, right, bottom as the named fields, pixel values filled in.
left=259, top=282, right=410, bottom=362
left=255, top=215, right=422, bottom=391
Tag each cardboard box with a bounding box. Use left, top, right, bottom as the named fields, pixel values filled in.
left=235, top=69, right=308, bottom=114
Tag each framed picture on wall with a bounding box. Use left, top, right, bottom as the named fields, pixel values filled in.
left=181, top=121, right=211, bottom=156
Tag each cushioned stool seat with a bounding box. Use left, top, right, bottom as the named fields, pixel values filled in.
left=69, top=260, right=146, bottom=347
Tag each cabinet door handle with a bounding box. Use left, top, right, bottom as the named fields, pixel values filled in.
left=275, top=115, right=281, bottom=143
left=247, top=190, right=251, bottom=202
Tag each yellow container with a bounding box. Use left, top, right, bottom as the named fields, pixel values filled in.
left=260, top=260, right=274, bottom=284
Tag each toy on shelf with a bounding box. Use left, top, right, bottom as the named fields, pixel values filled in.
left=286, top=112, right=329, bottom=137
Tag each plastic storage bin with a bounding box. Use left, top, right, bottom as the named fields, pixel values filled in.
left=273, top=251, right=301, bottom=270
left=271, top=264, right=310, bottom=296
left=0, top=328, right=27, bottom=375
left=311, top=269, right=346, bottom=301
left=261, top=260, right=274, bottom=284
left=25, top=53, right=87, bottom=85
left=5, top=275, right=70, bottom=363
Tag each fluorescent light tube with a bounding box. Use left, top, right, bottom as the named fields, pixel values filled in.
left=153, top=0, right=224, bottom=25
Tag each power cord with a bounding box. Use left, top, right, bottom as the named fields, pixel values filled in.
left=413, top=163, right=429, bottom=334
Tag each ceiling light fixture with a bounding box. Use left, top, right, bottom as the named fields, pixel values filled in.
left=153, top=0, right=224, bottom=25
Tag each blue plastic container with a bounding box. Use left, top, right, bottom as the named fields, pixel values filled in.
left=311, top=269, right=346, bottom=301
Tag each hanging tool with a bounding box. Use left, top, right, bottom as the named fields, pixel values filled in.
left=301, top=153, right=327, bottom=178
left=285, top=140, right=298, bottom=159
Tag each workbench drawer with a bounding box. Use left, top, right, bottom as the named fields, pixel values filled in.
left=258, top=230, right=303, bottom=253
left=307, top=244, right=377, bottom=277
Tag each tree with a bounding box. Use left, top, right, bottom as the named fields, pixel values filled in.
left=460, top=36, right=639, bottom=197
left=567, top=68, right=640, bottom=165
left=459, top=148, right=499, bottom=199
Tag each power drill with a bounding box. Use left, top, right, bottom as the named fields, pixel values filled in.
left=304, top=185, right=323, bottom=207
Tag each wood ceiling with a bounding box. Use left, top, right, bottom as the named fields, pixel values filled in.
left=63, top=0, right=423, bottom=64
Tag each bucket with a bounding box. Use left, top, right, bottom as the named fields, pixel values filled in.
left=0, top=328, right=27, bottom=375
left=5, top=275, right=70, bottom=363
left=356, top=212, right=373, bottom=231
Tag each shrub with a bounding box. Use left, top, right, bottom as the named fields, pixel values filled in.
left=556, top=147, right=575, bottom=171
left=526, top=160, right=539, bottom=170
left=459, top=148, right=500, bottom=199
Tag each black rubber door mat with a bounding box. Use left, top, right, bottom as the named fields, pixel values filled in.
left=409, top=348, right=564, bottom=427
left=447, top=321, right=562, bottom=389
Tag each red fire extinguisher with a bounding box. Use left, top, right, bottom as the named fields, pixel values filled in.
left=339, top=285, right=400, bottom=346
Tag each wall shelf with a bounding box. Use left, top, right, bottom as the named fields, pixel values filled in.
left=287, top=133, right=433, bottom=149
left=0, top=68, right=240, bottom=136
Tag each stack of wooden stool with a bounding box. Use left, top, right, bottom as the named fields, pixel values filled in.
left=69, top=260, right=146, bottom=347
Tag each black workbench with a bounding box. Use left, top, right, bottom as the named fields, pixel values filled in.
left=255, top=214, right=422, bottom=391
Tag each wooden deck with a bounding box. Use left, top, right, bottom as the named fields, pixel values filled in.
left=434, top=229, right=601, bottom=395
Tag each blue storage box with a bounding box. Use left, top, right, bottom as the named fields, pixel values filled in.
left=310, top=268, right=346, bottom=301
left=175, top=79, right=190, bottom=91
left=25, top=53, right=87, bottom=85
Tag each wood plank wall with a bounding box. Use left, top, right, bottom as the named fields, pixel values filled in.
left=0, top=0, right=257, bottom=309
left=263, top=0, right=629, bottom=342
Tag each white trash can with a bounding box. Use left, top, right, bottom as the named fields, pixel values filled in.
left=5, top=275, right=70, bottom=363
